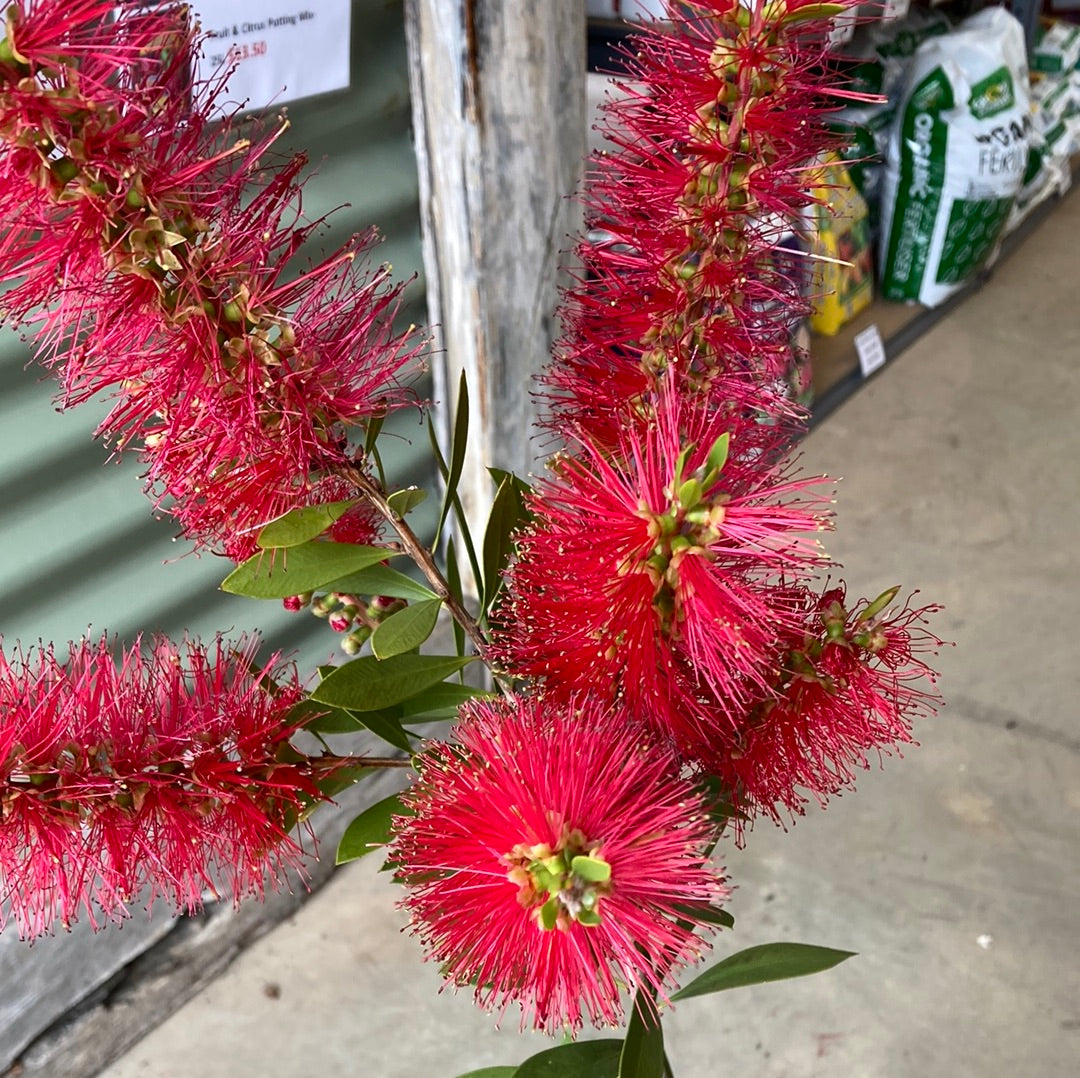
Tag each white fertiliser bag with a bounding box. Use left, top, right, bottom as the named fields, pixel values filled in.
left=878, top=8, right=1031, bottom=307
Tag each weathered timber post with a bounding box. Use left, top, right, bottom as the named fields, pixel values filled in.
left=403, top=1, right=586, bottom=550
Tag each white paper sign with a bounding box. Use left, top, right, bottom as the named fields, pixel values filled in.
left=853, top=324, right=888, bottom=379
left=189, top=1, right=351, bottom=112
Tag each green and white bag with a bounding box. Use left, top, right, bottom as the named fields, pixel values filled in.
left=878, top=8, right=1031, bottom=307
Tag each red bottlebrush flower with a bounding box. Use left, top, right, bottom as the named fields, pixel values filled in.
left=712, top=585, right=944, bottom=823
left=495, top=380, right=831, bottom=754
left=0, top=633, right=336, bottom=940
left=393, top=694, right=726, bottom=1032
left=544, top=0, right=864, bottom=439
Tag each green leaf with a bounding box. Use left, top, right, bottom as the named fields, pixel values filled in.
left=399, top=681, right=492, bottom=720
left=313, top=765, right=373, bottom=804
left=672, top=442, right=693, bottom=487
left=255, top=501, right=356, bottom=549
left=336, top=792, right=406, bottom=865
left=487, top=466, right=532, bottom=501
left=859, top=584, right=901, bottom=622
left=481, top=476, right=528, bottom=614
left=371, top=599, right=442, bottom=660
left=514, top=1040, right=622, bottom=1077
left=432, top=370, right=470, bottom=544
left=322, top=564, right=438, bottom=603
left=288, top=698, right=362, bottom=735
left=453, top=1070, right=518, bottom=1078
left=671, top=943, right=856, bottom=1001
left=619, top=994, right=665, bottom=1078
left=221, top=543, right=397, bottom=599
left=363, top=412, right=385, bottom=457
left=311, top=654, right=474, bottom=711
left=704, top=431, right=730, bottom=482
left=672, top=903, right=735, bottom=930
left=349, top=707, right=413, bottom=753
left=776, top=2, right=846, bottom=26
left=445, top=538, right=466, bottom=659
left=386, top=486, right=428, bottom=519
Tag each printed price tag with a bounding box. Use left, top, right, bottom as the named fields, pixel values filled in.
left=188, top=1, right=351, bottom=114
left=854, top=324, right=888, bottom=378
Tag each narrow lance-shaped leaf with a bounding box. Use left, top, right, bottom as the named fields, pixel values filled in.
left=432, top=370, right=470, bottom=544
left=349, top=708, right=413, bottom=753
left=445, top=537, right=466, bottom=660
left=513, top=1040, right=623, bottom=1077
left=618, top=989, right=665, bottom=1078
left=322, top=564, right=438, bottom=603
left=481, top=476, right=528, bottom=615
left=221, top=542, right=398, bottom=599
left=399, top=681, right=492, bottom=719
left=371, top=599, right=442, bottom=660
left=859, top=584, right=901, bottom=622
left=336, top=792, right=408, bottom=865
left=386, top=486, right=428, bottom=519
left=671, top=942, right=856, bottom=1001
left=256, top=501, right=357, bottom=548
left=311, top=654, right=474, bottom=711
left=703, top=431, right=730, bottom=485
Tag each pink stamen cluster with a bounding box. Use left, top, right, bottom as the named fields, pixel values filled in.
left=393, top=694, right=725, bottom=1032
left=0, top=634, right=336, bottom=939
left=492, top=0, right=942, bottom=821
left=0, top=1, right=423, bottom=559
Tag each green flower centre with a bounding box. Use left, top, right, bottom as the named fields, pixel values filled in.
left=504, top=828, right=611, bottom=931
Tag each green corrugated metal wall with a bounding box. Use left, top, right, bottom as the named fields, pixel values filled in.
left=0, top=0, right=429, bottom=670
left=0, top=2, right=429, bottom=1071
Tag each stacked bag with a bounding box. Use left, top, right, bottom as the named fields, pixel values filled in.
left=877, top=7, right=1032, bottom=307
left=1011, top=20, right=1080, bottom=227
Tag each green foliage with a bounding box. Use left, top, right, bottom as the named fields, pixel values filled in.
left=386, top=486, right=428, bottom=519
left=221, top=542, right=396, bottom=599
left=432, top=370, right=471, bottom=544
left=322, top=564, right=438, bottom=603
left=618, top=995, right=665, bottom=1078
left=445, top=537, right=467, bottom=659
left=513, top=1040, right=623, bottom=1077
left=671, top=942, right=857, bottom=1001
left=399, top=681, right=492, bottom=719
left=452, top=1070, right=518, bottom=1078
left=336, top=792, right=407, bottom=865
left=311, top=654, right=474, bottom=711
left=703, top=431, right=730, bottom=482
left=288, top=698, right=361, bottom=735
left=371, top=599, right=442, bottom=659
left=348, top=708, right=413, bottom=753
left=481, top=474, right=529, bottom=615
left=255, top=501, right=357, bottom=548
left=672, top=903, right=735, bottom=930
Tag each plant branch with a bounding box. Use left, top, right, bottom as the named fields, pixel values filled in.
left=336, top=463, right=490, bottom=658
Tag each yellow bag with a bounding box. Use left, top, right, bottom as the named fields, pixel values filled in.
left=808, top=159, right=873, bottom=337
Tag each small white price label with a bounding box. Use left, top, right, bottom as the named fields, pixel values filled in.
left=854, top=324, right=887, bottom=378
left=189, top=1, right=351, bottom=114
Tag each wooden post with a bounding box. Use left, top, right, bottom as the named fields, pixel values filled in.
left=403, top=1, right=586, bottom=558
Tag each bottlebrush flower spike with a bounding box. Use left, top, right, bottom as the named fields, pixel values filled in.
left=0, top=2, right=425, bottom=557
left=546, top=0, right=864, bottom=438
left=494, top=378, right=832, bottom=750
left=712, top=584, right=945, bottom=822
left=0, top=633, right=338, bottom=940
left=393, top=694, right=726, bottom=1032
